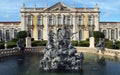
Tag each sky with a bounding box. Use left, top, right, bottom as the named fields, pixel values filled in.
left=0, top=0, right=120, bottom=22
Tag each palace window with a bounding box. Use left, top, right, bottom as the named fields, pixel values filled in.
left=57, top=15, right=61, bottom=25
left=0, top=30, right=2, bottom=40
left=28, top=16, right=33, bottom=25
left=103, top=30, right=107, bottom=38
left=6, top=30, right=10, bottom=41
left=88, top=16, right=94, bottom=25
left=89, top=30, right=92, bottom=37
left=14, top=29, right=17, bottom=38
left=116, top=28, right=118, bottom=39
left=78, top=16, right=83, bottom=25
left=37, top=16, right=43, bottom=25
left=111, top=29, right=114, bottom=40
left=108, top=28, right=110, bottom=39
left=119, top=30, right=120, bottom=37
left=67, top=16, right=71, bottom=25
left=49, top=16, right=54, bottom=25
left=79, top=30, right=83, bottom=41
left=38, top=30, right=42, bottom=40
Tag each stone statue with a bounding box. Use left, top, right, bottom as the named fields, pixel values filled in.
left=40, top=24, right=84, bottom=71
left=27, top=31, right=31, bottom=37
left=96, top=38, right=105, bottom=52
left=112, top=39, right=116, bottom=49
left=17, top=38, right=25, bottom=54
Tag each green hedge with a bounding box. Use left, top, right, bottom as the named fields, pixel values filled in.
left=71, top=41, right=78, bottom=46
left=32, top=40, right=48, bottom=47
left=79, top=41, right=89, bottom=47
left=7, top=41, right=17, bottom=48
left=105, top=41, right=113, bottom=49
left=0, top=41, right=4, bottom=49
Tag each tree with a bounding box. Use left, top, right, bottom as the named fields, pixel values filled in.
left=16, top=31, right=27, bottom=39
left=93, top=31, right=105, bottom=38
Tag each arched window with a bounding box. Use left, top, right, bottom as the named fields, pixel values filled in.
left=37, top=16, right=43, bottom=25
left=88, top=16, right=93, bottom=25
left=78, top=16, right=83, bottom=25
left=28, top=16, right=33, bottom=25
left=57, top=15, right=61, bottom=25
left=49, top=16, right=54, bottom=25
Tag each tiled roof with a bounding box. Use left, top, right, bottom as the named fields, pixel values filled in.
left=0, top=21, right=20, bottom=25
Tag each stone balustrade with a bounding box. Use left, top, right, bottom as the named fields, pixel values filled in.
left=0, top=47, right=45, bottom=57
left=76, top=47, right=120, bottom=57
left=0, top=46, right=120, bottom=57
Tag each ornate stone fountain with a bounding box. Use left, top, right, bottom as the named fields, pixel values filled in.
left=39, top=16, right=84, bottom=72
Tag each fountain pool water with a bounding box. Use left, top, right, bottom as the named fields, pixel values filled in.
left=0, top=53, right=120, bottom=75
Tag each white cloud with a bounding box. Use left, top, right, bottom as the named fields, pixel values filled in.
left=0, top=0, right=120, bottom=21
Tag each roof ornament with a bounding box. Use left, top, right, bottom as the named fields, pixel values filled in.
left=84, top=4, right=87, bottom=11
left=95, top=3, right=99, bottom=9
left=34, top=4, right=36, bottom=11
left=46, top=3, right=48, bottom=8
left=22, top=3, right=25, bottom=9
left=34, top=4, right=36, bottom=8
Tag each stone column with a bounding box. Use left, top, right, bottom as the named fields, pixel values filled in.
left=82, top=29, right=84, bottom=40
left=26, top=36, right=31, bottom=48
left=72, top=15, right=77, bottom=40
left=118, top=29, right=120, bottom=41
left=109, top=29, right=111, bottom=40
left=114, top=28, right=116, bottom=40
left=21, top=14, right=26, bottom=31
left=94, top=15, right=99, bottom=31
left=89, top=37, right=95, bottom=48
left=43, top=14, right=48, bottom=40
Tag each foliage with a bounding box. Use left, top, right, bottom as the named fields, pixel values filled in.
left=0, top=41, right=4, bottom=49
left=78, top=41, right=89, bottom=47
left=11, top=38, right=18, bottom=42
left=16, top=31, right=27, bottom=39
left=93, top=31, right=105, bottom=39
left=105, top=41, right=113, bottom=49
left=32, top=41, right=41, bottom=47
left=71, top=41, right=78, bottom=46
left=32, top=40, right=48, bottom=47
left=7, top=41, right=17, bottom=48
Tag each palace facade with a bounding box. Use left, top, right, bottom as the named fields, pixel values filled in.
left=0, top=2, right=120, bottom=41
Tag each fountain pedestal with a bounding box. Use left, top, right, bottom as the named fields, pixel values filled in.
left=39, top=25, right=84, bottom=71
left=89, top=37, right=95, bottom=48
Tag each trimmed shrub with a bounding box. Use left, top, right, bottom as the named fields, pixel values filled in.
left=71, top=41, right=78, bottom=46
left=93, top=31, right=105, bottom=38
left=31, top=38, right=34, bottom=41
left=32, top=41, right=41, bottom=47
left=11, top=38, right=18, bottom=42
left=0, top=41, right=4, bottom=49
left=79, top=41, right=89, bottom=47
left=7, top=41, right=17, bottom=48
left=105, top=41, right=113, bottom=49
left=16, top=31, right=27, bottom=39
left=31, top=40, right=48, bottom=47
left=42, top=40, right=48, bottom=46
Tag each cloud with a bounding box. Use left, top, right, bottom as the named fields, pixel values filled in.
left=0, top=0, right=120, bottom=21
